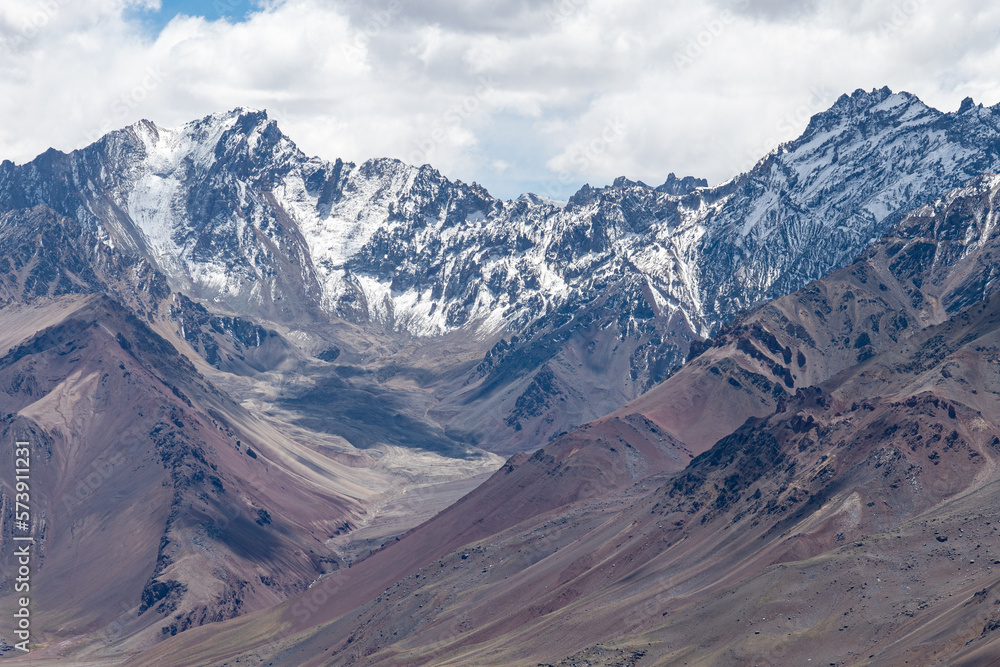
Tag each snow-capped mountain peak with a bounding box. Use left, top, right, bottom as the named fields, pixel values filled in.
left=6, top=88, right=1000, bottom=348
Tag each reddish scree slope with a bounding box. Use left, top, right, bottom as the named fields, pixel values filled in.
left=239, top=291, right=1000, bottom=666
left=0, top=295, right=364, bottom=658
left=133, top=177, right=1000, bottom=666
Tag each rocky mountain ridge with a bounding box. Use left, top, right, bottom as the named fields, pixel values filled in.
left=7, top=86, right=1000, bottom=452
left=4, top=88, right=1000, bottom=346
left=9, top=87, right=1000, bottom=663
left=140, top=158, right=1000, bottom=667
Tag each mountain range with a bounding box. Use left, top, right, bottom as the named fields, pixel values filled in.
left=4, top=87, right=1000, bottom=664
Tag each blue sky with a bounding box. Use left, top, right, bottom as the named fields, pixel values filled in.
left=133, top=0, right=259, bottom=33
left=2, top=0, right=999, bottom=201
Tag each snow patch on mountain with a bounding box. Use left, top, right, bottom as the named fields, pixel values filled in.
left=7, top=87, right=1000, bottom=345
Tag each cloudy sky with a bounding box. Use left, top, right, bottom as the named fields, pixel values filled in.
left=1, top=0, right=998, bottom=200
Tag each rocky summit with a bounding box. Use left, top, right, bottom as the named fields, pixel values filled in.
left=7, top=88, right=1000, bottom=452
left=6, top=87, right=1000, bottom=665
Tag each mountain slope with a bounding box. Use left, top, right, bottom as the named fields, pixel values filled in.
left=320, top=290, right=1000, bottom=666
left=10, top=88, right=1000, bottom=662
left=0, top=206, right=499, bottom=659
left=133, top=290, right=1000, bottom=665
left=128, top=172, right=1000, bottom=666
left=6, top=89, right=1000, bottom=452
left=0, top=293, right=365, bottom=653
left=620, top=171, right=1000, bottom=455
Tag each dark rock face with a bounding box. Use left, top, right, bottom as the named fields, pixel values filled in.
left=6, top=89, right=1000, bottom=450
left=0, top=206, right=169, bottom=314
left=6, top=89, right=1000, bottom=347
left=12, top=89, right=1000, bottom=665
left=168, top=293, right=290, bottom=373
left=245, top=211, right=1000, bottom=666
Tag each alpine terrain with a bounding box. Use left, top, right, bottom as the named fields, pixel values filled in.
left=3, top=87, right=1000, bottom=665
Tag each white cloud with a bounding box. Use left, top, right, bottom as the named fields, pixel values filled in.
left=1, top=0, right=1000, bottom=199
